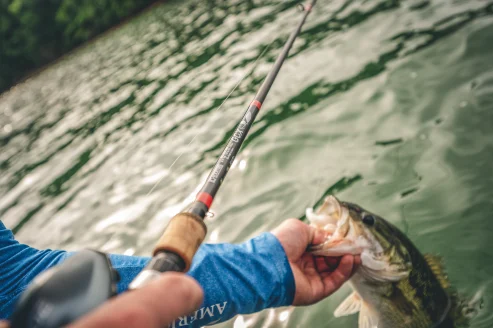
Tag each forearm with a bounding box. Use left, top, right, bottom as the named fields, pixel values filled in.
left=1, top=219, right=294, bottom=325
left=0, top=221, right=70, bottom=319
left=111, top=233, right=295, bottom=327
left=180, top=232, right=295, bottom=327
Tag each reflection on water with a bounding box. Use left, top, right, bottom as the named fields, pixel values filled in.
left=1, top=0, right=493, bottom=326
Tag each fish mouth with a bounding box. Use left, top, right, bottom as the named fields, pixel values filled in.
left=306, top=196, right=361, bottom=256
left=306, top=196, right=411, bottom=282
left=305, top=196, right=344, bottom=228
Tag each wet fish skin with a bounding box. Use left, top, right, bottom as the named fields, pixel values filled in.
left=307, top=197, right=453, bottom=328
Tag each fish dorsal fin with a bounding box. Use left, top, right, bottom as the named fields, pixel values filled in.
left=334, top=292, right=361, bottom=317
left=358, top=303, right=379, bottom=328
left=424, top=253, right=450, bottom=289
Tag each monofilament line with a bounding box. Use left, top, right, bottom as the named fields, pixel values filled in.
left=146, top=39, right=276, bottom=196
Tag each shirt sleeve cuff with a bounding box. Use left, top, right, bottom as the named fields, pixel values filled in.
left=178, top=231, right=295, bottom=327
left=243, top=232, right=296, bottom=307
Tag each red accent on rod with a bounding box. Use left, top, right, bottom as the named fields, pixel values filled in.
left=305, top=4, right=312, bottom=11
left=251, top=100, right=262, bottom=110
left=196, top=192, right=213, bottom=208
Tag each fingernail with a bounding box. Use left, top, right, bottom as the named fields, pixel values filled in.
left=312, top=229, right=328, bottom=244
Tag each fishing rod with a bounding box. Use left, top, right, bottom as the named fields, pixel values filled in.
left=130, top=0, right=317, bottom=288
left=10, top=1, right=316, bottom=327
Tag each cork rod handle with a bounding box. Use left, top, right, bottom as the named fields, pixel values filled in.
left=153, top=212, right=207, bottom=272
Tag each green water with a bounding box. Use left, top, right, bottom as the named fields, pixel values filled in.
left=1, top=0, right=492, bottom=326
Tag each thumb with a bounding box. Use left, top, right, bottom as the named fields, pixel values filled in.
left=0, top=321, right=10, bottom=328
left=68, top=273, right=203, bottom=328
left=309, top=225, right=328, bottom=245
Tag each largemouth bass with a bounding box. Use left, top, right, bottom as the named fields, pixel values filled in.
left=306, top=196, right=454, bottom=328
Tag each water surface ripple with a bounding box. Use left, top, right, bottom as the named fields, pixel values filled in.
left=1, top=0, right=492, bottom=327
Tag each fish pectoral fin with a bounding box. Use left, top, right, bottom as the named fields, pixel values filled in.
left=358, top=303, right=379, bottom=328
left=334, top=292, right=361, bottom=317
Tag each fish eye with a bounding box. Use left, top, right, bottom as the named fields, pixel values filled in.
left=362, top=214, right=375, bottom=226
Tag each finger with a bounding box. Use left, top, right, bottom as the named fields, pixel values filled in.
left=350, top=255, right=361, bottom=276
left=68, top=273, right=203, bottom=328
left=272, top=219, right=313, bottom=260
left=0, top=321, right=9, bottom=328
left=310, top=227, right=328, bottom=245
left=354, top=255, right=362, bottom=267
left=314, top=256, right=342, bottom=273
left=315, top=256, right=330, bottom=272
left=324, top=256, right=341, bottom=272
left=322, top=254, right=354, bottom=295
left=300, top=253, right=316, bottom=272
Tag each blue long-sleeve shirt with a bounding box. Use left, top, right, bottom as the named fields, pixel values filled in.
left=0, top=221, right=295, bottom=327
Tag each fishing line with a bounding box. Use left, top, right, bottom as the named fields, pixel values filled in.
left=107, top=39, right=277, bottom=255
left=99, top=39, right=276, bottom=254
left=10, top=2, right=317, bottom=327
left=146, top=37, right=277, bottom=197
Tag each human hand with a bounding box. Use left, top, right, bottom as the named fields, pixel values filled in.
left=272, top=219, right=361, bottom=306
left=68, top=273, right=203, bottom=328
